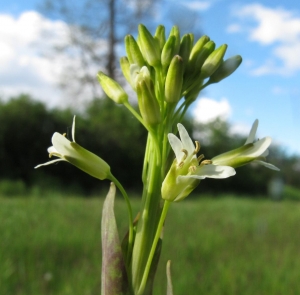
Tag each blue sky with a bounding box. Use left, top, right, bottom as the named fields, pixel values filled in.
left=0, top=0, right=299, bottom=156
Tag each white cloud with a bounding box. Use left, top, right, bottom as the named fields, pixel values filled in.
left=229, top=4, right=300, bottom=76
left=0, top=11, right=107, bottom=108
left=181, top=1, right=211, bottom=11
left=230, top=122, right=250, bottom=137
left=0, top=11, right=70, bottom=107
left=192, top=97, right=232, bottom=123
left=226, top=23, right=242, bottom=33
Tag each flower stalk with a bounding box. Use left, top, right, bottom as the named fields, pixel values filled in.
left=36, top=24, right=279, bottom=295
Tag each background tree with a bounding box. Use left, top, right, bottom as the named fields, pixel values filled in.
left=39, top=0, right=203, bottom=101
left=1, top=95, right=298, bottom=196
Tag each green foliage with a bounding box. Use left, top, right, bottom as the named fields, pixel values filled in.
left=0, top=179, right=27, bottom=196
left=283, top=185, right=300, bottom=201
left=1, top=196, right=300, bottom=294
left=0, top=94, right=298, bottom=196
left=0, top=94, right=146, bottom=194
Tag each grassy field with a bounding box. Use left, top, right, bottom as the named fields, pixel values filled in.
left=1, top=194, right=300, bottom=295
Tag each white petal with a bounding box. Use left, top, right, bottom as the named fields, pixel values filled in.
left=195, top=164, right=236, bottom=179
left=168, top=133, right=183, bottom=162
left=260, top=149, right=269, bottom=157
left=130, top=64, right=141, bottom=86
left=254, top=160, right=280, bottom=171
left=52, top=132, right=73, bottom=156
left=34, top=159, right=65, bottom=169
left=243, top=137, right=271, bottom=158
left=177, top=123, right=195, bottom=155
left=245, top=119, right=258, bottom=144
left=47, top=146, right=58, bottom=154
left=177, top=175, right=206, bottom=181
left=72, top=116, right=76, bottom=142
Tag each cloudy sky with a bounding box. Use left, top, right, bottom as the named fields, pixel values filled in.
left=0, top=0, right=299, bottom=155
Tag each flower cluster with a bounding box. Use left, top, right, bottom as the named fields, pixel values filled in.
left=35, top=24, right=280, bottom=295
left=98, top=24, right=242, bottom=129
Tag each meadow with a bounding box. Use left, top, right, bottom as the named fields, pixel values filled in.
left=1, top=193, right=300, bottom=295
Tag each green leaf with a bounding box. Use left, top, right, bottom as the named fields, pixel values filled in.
left=101, top=183, right=128, bottom=295
left=166, top=260, right=174, bottom=295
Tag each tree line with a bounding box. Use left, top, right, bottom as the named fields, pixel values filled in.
left=0, top=94, right=298, bottom=197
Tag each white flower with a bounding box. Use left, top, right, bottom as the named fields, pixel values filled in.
left=212, top=119, right=279, bottom=171
left=35, top=116, right=111, bottom=180
left=162, top=123, right=236, bottom=202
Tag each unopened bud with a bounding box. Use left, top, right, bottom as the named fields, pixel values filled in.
left=195, top=41, right=215, bottom=69
left=165, top=55, right=184, bottom=103
left=120, top=56, right=132, bottom=85
left=125, top=35, right=145, bottom=67
left=161, top=35, right=177, bottom=69
left=187, top=35, right=210, bottom=72
left=137, top=80, right=161, bottom=126
left=154, top=25, right=166, bottom=51
left=200, top=44, right=228, bottom=79
left=135, top=66, right=154, bottom=96
left=97, top=72, right=128, bottom=104
left=208, top=55, right=242, bottom=83
left=138, top=24, right=161, bottom=67
left=179, top=34, right=193, bottom=72
left=168, top=25, right=180, bottom=55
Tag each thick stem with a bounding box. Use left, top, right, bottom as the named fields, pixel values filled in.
left=137, top=200, right=171, bottom=295
left=131, top=135, right=162, bottom=294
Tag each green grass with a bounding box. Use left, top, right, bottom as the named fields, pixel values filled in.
left=1, top=195, right=300, bottom=295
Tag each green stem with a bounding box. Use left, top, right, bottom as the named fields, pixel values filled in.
left=137, top=200, right=171, bottom=295
left=124, top=101, right=150, bottom=132
left=131, top=138, right=162, bottom=294
left=109, top=174, right=134, bottom=266
left=124, top=101, right=161, bottom=163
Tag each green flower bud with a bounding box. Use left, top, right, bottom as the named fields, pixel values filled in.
left=120, top=56, right=132, bottom=85
left=189, top=33, right=194, bottom=47
left=125, top=35, right=133, bottom=63
left=200, top=44, right=228, bottom=79
left=168, top=25, right=180, bottom=55
left=125, top=35, right=145, bottom=67
left=187, top=35, right=210, bottom=72
left=154, top=25, right=166, bottom=50
left=138, top=24, right=161, bottom=67
left=208, top=55, right=242, bottom=83
left=97, top=72, right=128, bottom=104
left=165, top=55, right=184, bottom=104
left=179, top=34, right=193, bottom=72
left=137, top=80, right=161, bottom=126
left=161, top=35, right=176, bottom=69
left=195, top=41, right=215, bottom=69
left=135, top=66, right=155, bottom=97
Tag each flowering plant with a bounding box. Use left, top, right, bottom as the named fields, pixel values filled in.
left=36, top=24, right=278, bottom=295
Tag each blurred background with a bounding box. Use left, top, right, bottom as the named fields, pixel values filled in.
left=0, top=0, right=300, bottom=294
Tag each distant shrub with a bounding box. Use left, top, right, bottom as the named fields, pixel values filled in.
left=283, top=185, right=300, bottom=201
left=0, top=179, right=27, bottom=196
